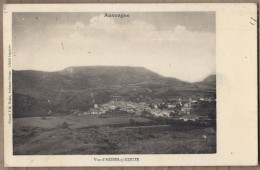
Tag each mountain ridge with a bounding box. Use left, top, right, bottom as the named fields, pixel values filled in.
left=13, top=65, right=215, bottom=83
left=13, top=66, right=216, bottom=117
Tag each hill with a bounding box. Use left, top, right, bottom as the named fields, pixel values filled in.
left=192, top=75, right=216, bottom=92
left=202, top=75, right=216, bottom=84
left=13, top=66, right=162, bottom=90
left=13, top=66, right=216, bottom=117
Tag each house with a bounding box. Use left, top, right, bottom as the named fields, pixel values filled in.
left=91, top=111, right=99, bottom=115
left=178, top=98, right=182, bottom=106
left=127, top=109, right=135, bottom=114
left=191, top=100, right=198, bottom=105
left=180, top=99, right=193, bottom=114
left=183, top=103, right=189, bottom=107
left=207, top=98, right=213, bottom=102
left=161, top=110, right=170, bottom=117
left=185, top=99, right=192, bottom=107
left=150, top=109, right=161, bottom=117
left=181, top=107, right=192, bottom=114
left=167, top=104, right=176, bottom=109
left=94, top=104, right=99, bottom=109
left=83, top=112, right=90, bottom=115
left=73, top=109, right=80, bottom=115
left=109, top=105, right=116, bottom=110
left=180, top=114, right=198, bottom=121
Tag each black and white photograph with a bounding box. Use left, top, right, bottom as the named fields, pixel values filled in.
left=12, top=12, right=217, bottom=155
left=3, top=3, right=258, bottom=167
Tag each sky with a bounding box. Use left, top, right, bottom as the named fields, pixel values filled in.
left=13, top=12, right=215, bottom=82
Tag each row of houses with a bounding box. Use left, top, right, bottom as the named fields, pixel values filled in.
left=83, top=100, right=151, bottom=116
left=79, top=97, right=215, bottom=119
left=82, top=100, right=177, bottom=118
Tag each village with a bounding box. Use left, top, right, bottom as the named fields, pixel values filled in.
left=70, top=97, right=216, bottom=124
left=14, top=96, right=217, bottom=155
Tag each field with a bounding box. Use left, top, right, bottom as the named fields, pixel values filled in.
left=14, top=115, right=150, bottom=129
left=13, top=115, right=216, bottom=155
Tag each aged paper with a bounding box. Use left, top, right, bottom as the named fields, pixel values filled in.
left=3, top=3, right=258, bottom=167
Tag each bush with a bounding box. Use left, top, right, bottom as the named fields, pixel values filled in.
left=62, top=121, right=69, bottom=128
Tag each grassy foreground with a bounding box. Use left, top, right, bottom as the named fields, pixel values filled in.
left=13, top=115, right=216, bottom=155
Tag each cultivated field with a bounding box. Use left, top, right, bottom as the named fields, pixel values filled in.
left=13, top=115, right=216, bottom=155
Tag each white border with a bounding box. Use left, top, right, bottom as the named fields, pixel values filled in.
left=3, top=3, right=258, bottom=167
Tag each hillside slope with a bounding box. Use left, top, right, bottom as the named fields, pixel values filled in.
left=13, top=66, right=216, bottom=117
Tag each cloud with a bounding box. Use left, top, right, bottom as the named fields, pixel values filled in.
left=13, top=14, right=215, bottom=82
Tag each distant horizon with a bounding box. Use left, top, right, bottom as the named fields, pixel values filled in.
left=12, top=65, right=215, bottom=82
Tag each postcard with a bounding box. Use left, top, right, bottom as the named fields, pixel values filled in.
left=3, top=3, right=258, bottom=167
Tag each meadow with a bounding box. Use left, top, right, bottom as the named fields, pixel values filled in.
left=13, top=115, right=216, bottom=155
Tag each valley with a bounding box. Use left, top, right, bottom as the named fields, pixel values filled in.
left=12, top=66, right=216, bottom=154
